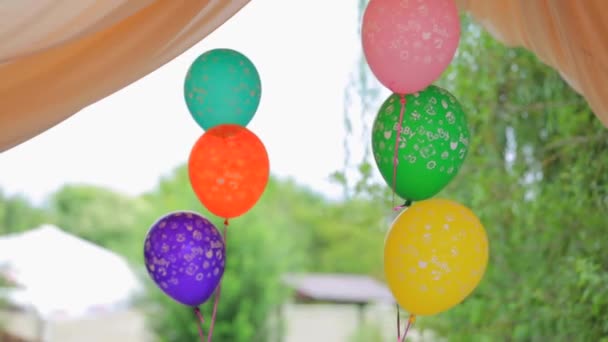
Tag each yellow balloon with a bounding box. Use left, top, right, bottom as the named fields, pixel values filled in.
left=384, top=198, right=489, bottom=316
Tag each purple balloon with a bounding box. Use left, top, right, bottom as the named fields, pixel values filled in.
left=144, top=211, right=225, bottom=307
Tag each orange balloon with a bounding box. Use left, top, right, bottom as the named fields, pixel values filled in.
left=188, top=124, right=269, bottom=219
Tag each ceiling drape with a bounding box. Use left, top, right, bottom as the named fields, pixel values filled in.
left=0, top=0, right=250, bottom=152
left=1, top=0, right=605, bottom=153
left=456, top=0, right=608, bottom=127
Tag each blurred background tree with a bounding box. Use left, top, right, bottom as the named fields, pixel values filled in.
left=0, top=191, right=48, bottom=234
left=0, top=169, right=385, bottom=341
left=136, top=168, right=302, bottom=342
left=424, top=16, right=608, bottom=342
left=136, top=167, right=385, bottom=341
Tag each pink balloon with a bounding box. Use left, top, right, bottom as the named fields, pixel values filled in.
left=362, top=0, right=461, bottom=94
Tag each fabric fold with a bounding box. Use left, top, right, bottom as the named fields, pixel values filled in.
left=456, top=0, right=608, bottom=127
left=0, top=0, right=250, bottom=152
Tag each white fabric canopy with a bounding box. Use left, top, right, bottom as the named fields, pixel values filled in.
left=0, top=0, right=152, bottom=62
left=0, top=225, right=141, bottom=320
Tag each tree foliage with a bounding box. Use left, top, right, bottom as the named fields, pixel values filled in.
left=421, top=17, right=608, bottom=342
left=0, top=191, right=48, bottom=235
left=47, top=185, right=150, bottom=254
left=138, top=168, right=299, bottom=342
left=0, top=164, right=386, bottom=341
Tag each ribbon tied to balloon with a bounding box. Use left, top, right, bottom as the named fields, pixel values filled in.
left=144, top=47, right=268, bottom=342
left=184, top=48, right=269, bottom=341
left=384, top=199, right=488, bottom=317
left=360, top=1, right=489, bottom=340
left=144, top=212, right=226, bottom=341
left=385, top=199, right=488, bottom=340
left=372, top=85, right=469, bottom=202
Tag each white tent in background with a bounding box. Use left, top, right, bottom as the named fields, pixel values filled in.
left=0, top=224, right=142, bottom=321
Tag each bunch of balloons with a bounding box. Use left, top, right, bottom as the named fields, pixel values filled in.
left=361, top=0, right=489, bottom=337
left=185, top=49, right=269, bottom=220
left=144, top=48, right=269, bottom=341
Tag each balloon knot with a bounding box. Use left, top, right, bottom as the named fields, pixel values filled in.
left=194, top=307, right=206, bottom=341
left=399, top=94, right=407, bottom=105
left=393, top=200, right=413, bottom=212
left=224, top=219, right=229, bottom=226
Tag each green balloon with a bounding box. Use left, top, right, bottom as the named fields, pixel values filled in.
left=371, top=86, right=470, bottom=201
left=184, top=48, right=261, bottom=130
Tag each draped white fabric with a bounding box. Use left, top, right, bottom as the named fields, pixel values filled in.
left=0, top=0, right=250, bottom=152
left=0, top=0, right=153, bottom=62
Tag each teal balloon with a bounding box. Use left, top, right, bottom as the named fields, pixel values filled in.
left=184, top=48, right=261, bottom=130
left=371, top=86, right=470, bottom=201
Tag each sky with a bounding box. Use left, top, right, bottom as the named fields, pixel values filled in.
left=0, top=0, right=373, bottom=205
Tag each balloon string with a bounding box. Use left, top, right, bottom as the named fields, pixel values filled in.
left=391, top=95, right=407, bottom=208
left=391, top=95, right=411, bottom=341
left=194, top=307, right=206, bottom=341
left=398, top=314, right=416, bottom=342
left=397, top=305, right=401, bottom=338
left=206, top=219, right=229, bottom=342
